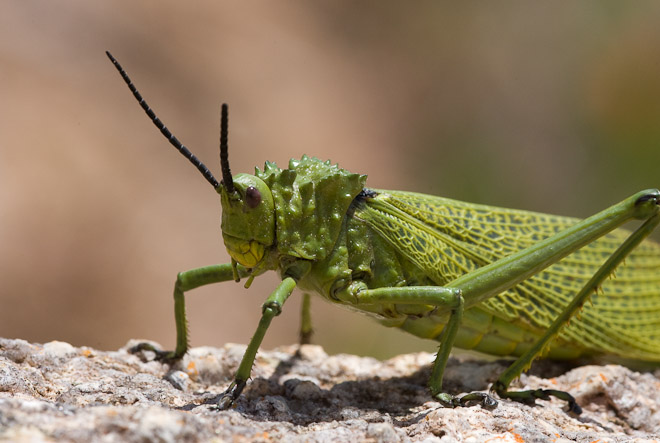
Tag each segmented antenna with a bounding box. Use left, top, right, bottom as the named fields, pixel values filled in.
left=105, top=51, right=220, bottom=189
left=219, top=103, right=234, bottom=193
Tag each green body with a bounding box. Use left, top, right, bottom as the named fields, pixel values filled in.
left=107, top=51, right=659, bottom=412
left=359, top=191, right=660, bottom=362
left=223, top=156, right=660, bottom=363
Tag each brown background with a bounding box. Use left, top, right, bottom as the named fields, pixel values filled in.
left=2, top=2, right=660, bottom=359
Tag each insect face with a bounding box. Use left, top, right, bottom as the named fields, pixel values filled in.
left=220, top=173, right=275, bottom=268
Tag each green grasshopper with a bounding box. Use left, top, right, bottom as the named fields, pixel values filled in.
left=107, top=52, right=660, bottom=414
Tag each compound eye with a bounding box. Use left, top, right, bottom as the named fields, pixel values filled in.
left=245, top=186, right=262, bottom=209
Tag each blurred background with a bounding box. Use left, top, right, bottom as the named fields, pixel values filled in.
left=1, top=2, right=660, bottom=359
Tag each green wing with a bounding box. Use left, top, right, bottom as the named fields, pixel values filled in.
left=357, top=189, right=660, bottom=361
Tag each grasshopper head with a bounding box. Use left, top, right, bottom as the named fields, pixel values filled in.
left=219, top=174, right=275, bottom=267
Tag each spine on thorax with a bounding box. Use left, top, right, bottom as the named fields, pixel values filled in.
left=257, top=157, right=434, bottom=318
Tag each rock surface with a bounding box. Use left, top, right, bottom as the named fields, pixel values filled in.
left=1, top=338, right=659, bottom=442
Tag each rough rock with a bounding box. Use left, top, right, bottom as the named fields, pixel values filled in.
left=1, top=338, right=659, bottom=442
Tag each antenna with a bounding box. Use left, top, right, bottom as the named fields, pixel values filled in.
left=219, top=103, right=234, bottom=193
left=106, top=51, right=220, bottom=189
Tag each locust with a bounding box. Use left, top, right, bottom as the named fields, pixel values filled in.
left=106, top=51, right=660, bottom=414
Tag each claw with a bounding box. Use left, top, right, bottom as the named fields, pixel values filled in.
left=211, top=379, right=247, bottom=410
left=213, top=394, right=235, bottom=411
left=458, top=392, right=498, bottom=409
left=434, top=392, right=457, bottom=408
left=434, top=391, right=497, bottom=410
left=129, top=342, right=179, bottom=364
left=492, top=383, right=582, bottom=415
left=541, top=389, right=582, bottom=415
